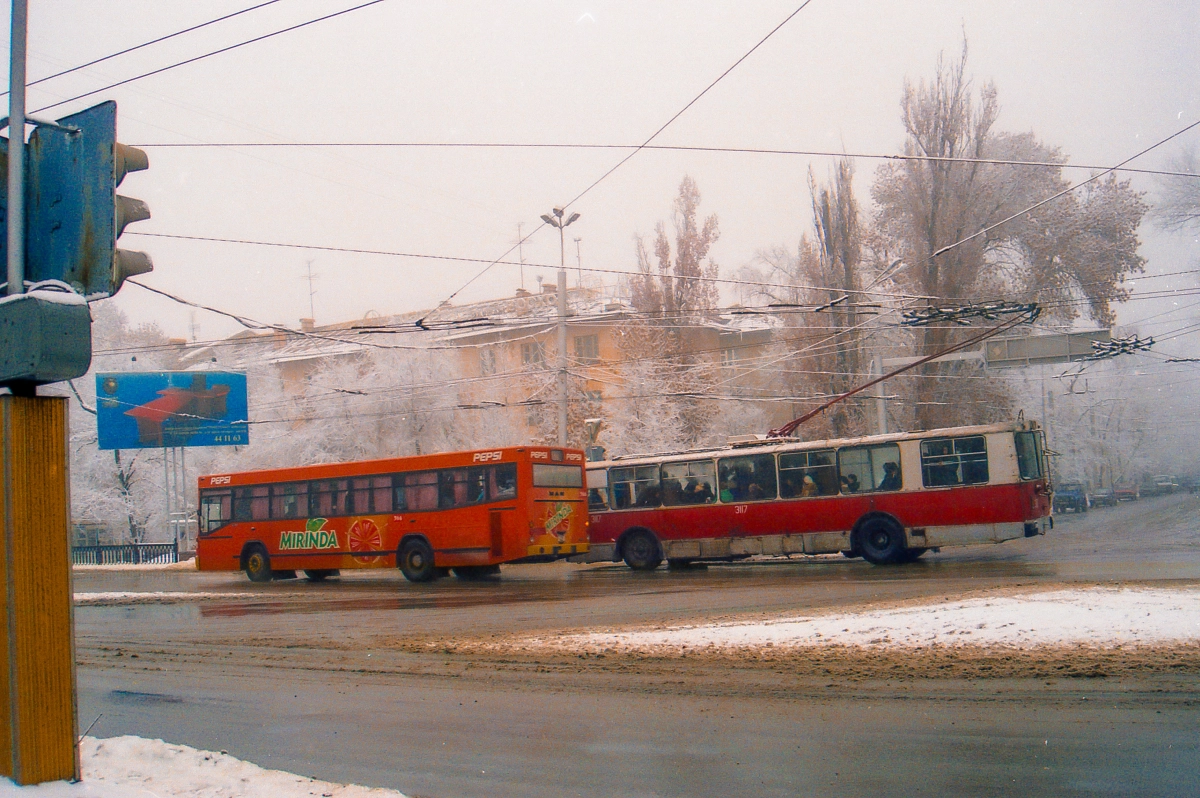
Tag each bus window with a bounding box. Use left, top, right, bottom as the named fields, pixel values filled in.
left=838, top=444, right=901, bottom=493
left=532, top=464, right=584, bottom=488
left=270, top=483, right=309, bottom=519
left=233, top=486, right=270, bottom=520
left=399, top=472, right=438, bottom=511
left=661, top=460, right=716, bottom=506
left=779, top=449, right=837, bottom=498
left=587, top=469, right=609, bottom=511
left=311, top=479, right=350, bottom=517
left=199, top=490, right=231, bottom=534
left=370, top=475, right=393, bottom=512
left=466, top=468, right=489, bottom=504
left=921, top=436, right=989, bottom=487
left=718, top=454, right=776, bottom=502
left=490, top=463, right=517, bottom=500
left=609, top=465, right=659, bottom=509
left=438, top=469, right=469, bottom=509
left=1015, top=431, right=1043, bottom=480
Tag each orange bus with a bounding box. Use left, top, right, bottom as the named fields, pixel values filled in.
left=196, top=446, right=589, bottom=583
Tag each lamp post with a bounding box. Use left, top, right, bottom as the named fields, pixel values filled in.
left=539, top=207, right=581, bottom=447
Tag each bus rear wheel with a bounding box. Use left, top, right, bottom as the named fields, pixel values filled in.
left=621, top=530, right=662, bottom=571
left=856, top=517, right=906, bottom=565
left=399, top=539, right=437, bottom=583
left=243, top=545, right=272, bottom=583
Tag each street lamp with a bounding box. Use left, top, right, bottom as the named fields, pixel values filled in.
left=540, top=207, right=580, bottom=447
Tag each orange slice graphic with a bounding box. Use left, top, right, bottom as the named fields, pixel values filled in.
left=348, top=518, right=383, bottom=563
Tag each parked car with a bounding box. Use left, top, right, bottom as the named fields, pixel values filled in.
left=1114, top=483, right=1140, bottom=502
left=1143, top=474, right=1179, bottom=497
left=1090, top=487, right=1116, bottom=508
left=1053, top=482, right=1089, bottom=513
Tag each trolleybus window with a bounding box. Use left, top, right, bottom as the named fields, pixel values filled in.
left=661, top=460, right=717, bottom=505
left=200, top=490, right=230, bottom=534
left=270, top=483, right=309, bottom=519
left=1015, top=431, right=1043, bottom=480
left=609, top=465, right=660, bottom=509
left=718, top=454, right=777, bottom=502
left=921, top=436, right=989, bottom=487
left=779, top=449, right=837, bottom=498
left=532, top=464, right=584, bottom=488
left=586, top=469, right=609, bottom=510
left=838, top=443, right=902, bottom=493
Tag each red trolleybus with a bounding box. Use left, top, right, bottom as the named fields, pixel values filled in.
left=196, top=446, right=588, bottom=583
left=583, top=421, right=1051, bottom=569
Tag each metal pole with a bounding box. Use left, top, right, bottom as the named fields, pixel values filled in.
left=556, top=226, right=568, bottom=447
left=873, top=354, right=887, bottom=434
left=7, top=0, right=27, bottom=297
left=162, top=448, right=171, bottom=544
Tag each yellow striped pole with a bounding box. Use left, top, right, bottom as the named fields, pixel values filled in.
left=0, top=395, right=79, bottom=784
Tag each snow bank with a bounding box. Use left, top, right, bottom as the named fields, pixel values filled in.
left=73, top=560, right=196, bottom=572
left=0, top=736, right=407, bottom=797
left=548, top=587, right=1200, bottom=652
left=74, top=592, right=258, bottom=605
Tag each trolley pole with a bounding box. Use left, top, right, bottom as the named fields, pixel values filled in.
left=6, top=0, right=25, bottom=301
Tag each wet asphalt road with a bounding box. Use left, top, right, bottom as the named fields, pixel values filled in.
left=73, top=493, right=1200, bottom=797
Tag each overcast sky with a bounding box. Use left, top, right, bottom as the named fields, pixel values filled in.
left=15, top=1, right=1200, bottom=349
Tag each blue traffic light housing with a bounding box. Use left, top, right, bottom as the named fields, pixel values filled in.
left=25, top=100, right=152, bottom=298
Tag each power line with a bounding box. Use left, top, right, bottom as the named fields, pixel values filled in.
left=6, top=0, right=286, bottom=99
left=418, top=0, right=818, bottom=325
left=31, top=0, right=391, bottom=116
left=128, top=140, right=1200, bottom=180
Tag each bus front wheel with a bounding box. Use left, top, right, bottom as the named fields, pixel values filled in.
left=243, top=545, right=272, bottom=583
left=856, top=517, right=905, bottom=565
left=621, top=530, right=662, bottom=571
left=399, top=539, right=437, bottom=583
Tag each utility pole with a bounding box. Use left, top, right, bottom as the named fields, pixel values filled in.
left=1, top=1, right=80, bottom=784
left=574, top=236, right=582, bottom=288
left=539, top=208, right=581, bottom=447
left=304, top=260, right=317, bottom=321
left=517, top=222, right=525, bottom=291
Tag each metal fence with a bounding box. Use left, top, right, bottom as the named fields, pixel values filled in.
left=72, top=542, right=179, bottom=565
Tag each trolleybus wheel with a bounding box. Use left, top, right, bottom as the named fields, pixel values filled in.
left=398, top=538, right=437, bottom=583
left=621, top=530, right=662, bottom=571
left=243, top=545, right=272, bottom=583
left=304, top=569, right=339, bottom=582
left=856, top=517, right=906, bottom=565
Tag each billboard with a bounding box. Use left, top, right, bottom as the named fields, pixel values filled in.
left=96, top=371, right=249, bottom=450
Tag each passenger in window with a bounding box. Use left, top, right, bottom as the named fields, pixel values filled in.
left=879, top=462, right=902, bottom=491
left=663, top=480, right=684, bottom=506
left=801, top=474, right=819, bottom=498
left=636, top=483, right=661, bottom=507
left=841, top=474, right=860, bottom=493
left=588, top=488, right=608, bottom=510
left=686, top=478, right=714, bottom=504
left=495, top=472, right=516, bottom=499
left=747, top=482, right=765, bottom=500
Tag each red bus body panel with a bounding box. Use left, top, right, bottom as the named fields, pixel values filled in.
left=196, top=447, right=588, bottom=574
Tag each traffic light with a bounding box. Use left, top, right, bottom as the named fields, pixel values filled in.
left=0, top=101, right=149, bottom=388
left=26, top=100, right=152, bottom=296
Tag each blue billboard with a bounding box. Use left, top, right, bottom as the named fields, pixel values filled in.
left=96, top=371, right=249, bottom=450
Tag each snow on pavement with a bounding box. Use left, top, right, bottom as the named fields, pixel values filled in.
left=0, top=736, right=407, bottom=798
left=543, top=586, right=1200, bottom=652
left=74, top=592, right=259, bottom=605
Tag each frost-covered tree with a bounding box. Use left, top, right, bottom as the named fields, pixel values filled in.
left=1153, top=147, right=1200, bottom=233
left=872, top=42, right=1146, bottom=429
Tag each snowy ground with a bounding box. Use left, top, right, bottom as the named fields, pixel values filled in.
left=74, top=592, right=258, bottom=606
left=530, top=586, right=1200, bottom=653
left=73, top=561, right=196, bottom=572
left=0, top=736, right=407, bottom=798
